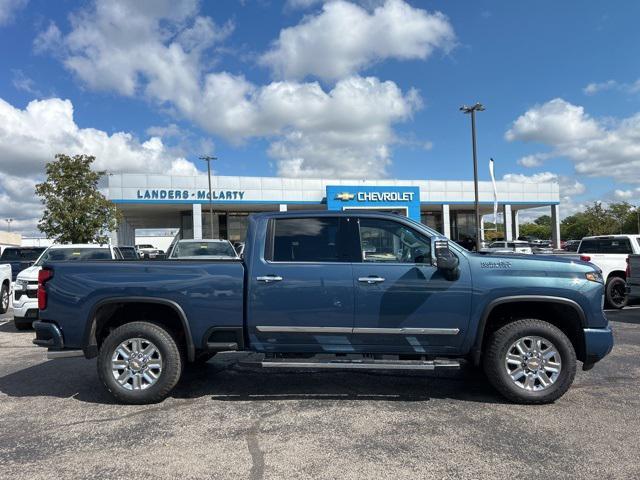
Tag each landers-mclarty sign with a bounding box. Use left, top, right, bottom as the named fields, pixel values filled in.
left=137, top=189, right=246, bottom=200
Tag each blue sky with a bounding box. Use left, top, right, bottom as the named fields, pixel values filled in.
left=1, top=0, right=639, bottom=234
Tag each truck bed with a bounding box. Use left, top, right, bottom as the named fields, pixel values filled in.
left=40, top=260, right=245, bottom=353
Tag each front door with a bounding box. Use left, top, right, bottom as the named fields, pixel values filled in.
left=248, top=216, right=356, bottom=353
left=352, top=217, right=472, bottom=355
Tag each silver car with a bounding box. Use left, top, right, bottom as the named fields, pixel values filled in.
left=169, top=239, right=239, bottom=260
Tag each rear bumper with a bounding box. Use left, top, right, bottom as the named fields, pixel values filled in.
left=33, top=321, right=64, bottom=349
left=583, top=327, right=614, bottom=369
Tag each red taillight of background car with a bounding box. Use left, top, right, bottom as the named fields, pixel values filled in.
left=580, top=255, right=591, bottom=262
left=37, top=268, right=53, bottom=310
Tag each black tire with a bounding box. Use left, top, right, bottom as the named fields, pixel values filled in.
left=97, top=322, right=183, bottom=404
left=605, top=277, right=627, bottom=309
left=0, top=282, right=9, bottom=314
left=14, top=318, right=33, bottom=331
left=483, top=319, right=577, bottom=404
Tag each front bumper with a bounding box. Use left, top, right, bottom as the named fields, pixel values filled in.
left=583, top=326, right=614, bottom=370
left=12, top=294, right=37, bottom=318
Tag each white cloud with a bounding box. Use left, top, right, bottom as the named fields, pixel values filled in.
left=583, top=79, right=640, bottom=96
left=614, top=188, right=640, bottom=201
left=262, top=0, right=455, bottom=81
left=0, top=0, right=27, bottom=26
left=40, top=0, right=423, bottom=178
left=0, top=97, right=198, bottom=234
left=506, top=98, right=640, bottom=183
left=517, top=153, right=550, bottom=168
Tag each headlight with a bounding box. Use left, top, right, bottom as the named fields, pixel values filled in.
left=15, top=279, right=28, bottom=290
left=585, top=271, right=603, bottom=283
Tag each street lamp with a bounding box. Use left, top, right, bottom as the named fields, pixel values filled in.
left=460, top=102, right=485, bottom=252
left=199, top=156, right=217, bottom=238
left=4, top=218, right=13, bottom=233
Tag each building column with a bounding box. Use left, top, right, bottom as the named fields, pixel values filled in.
left=503, top=204, right=513, bottom=241
left=279, top=204, right=287, bottom=212
left=442, top=204, right=451, bottom=239
left=192, top=203, right=202, bottom=240
left=551, top=204, right=561, bottom=249
left=511, top=209, right=520, bottom=240
left=480, top=215, right=485, bottom=242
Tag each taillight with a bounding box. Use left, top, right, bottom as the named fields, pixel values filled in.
left=580, top=255, right=591, bottom=262
left=37, top=268, right=53, bottom=310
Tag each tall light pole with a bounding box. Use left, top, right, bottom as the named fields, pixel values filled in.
left=199, top=156, right=217, bottom=238
left=460, top=102, right=485, bottom=252
left=5, top=218, right=13, bottom=233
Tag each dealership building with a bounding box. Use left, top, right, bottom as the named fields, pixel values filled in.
left=108, top=173, right=561, bottom=248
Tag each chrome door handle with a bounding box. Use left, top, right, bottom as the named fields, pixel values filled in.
left=358, top=276, right=385, bottom=284
left=256, top=275, right=283, bottom=283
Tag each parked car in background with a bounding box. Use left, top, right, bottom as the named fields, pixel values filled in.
left=135, top=244, right=164, bottom=259
left=577, top=235, right=640, bottom=309
left=0, top=263, right=11, bottom=314
left=531, top=245, right=555, bottom=255
left=169, top=239, right=239, bottom=259
left=0, top=247, right=46, bottom=281
left=33, top=211, right=613, bottom=405
left=483, top=240, right=533, bottom=254
left=13, top=244, right=120, bottom=330
left=563, top=240, right=581, bottom=252
left=115, top=246, right=139, bottom=259
left=627, top=255, right=640, bottom=304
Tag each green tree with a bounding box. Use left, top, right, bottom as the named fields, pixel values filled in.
left=35, top=154, right=120, bottom=244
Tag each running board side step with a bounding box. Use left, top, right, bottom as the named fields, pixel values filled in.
left=259, top=358, right=460, bottom=371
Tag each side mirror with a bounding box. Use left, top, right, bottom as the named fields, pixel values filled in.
left=434, top=240, right=460, bottom=279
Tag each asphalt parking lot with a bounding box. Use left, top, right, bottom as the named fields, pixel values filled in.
left=0, top=308, right=639, bottom=479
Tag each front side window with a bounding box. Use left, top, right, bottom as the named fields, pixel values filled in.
left=271, top=217, right=342, bottom=262
left=359, top=218, right=431, bottom=264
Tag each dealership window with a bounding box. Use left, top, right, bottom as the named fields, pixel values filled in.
left=359, top=218, right=431, bottom=263
left=227, top=214, right=249, bottom=242
left=450, top=211, right=476, bottom=242
left=421, top=212, right=443, bottom=233
left=271, top=217, right=344, bottom=262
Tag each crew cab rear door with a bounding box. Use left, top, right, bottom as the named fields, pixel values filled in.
left=247, top=216, right=356, bottom=352
left=351, top=216, right=472, bottom=354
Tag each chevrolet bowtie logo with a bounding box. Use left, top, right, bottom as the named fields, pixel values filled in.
left=335, top=192, right=355, bottom=201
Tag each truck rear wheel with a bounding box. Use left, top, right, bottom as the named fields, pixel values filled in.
left=0, top=282, right=9, bottom=314
left=483, top=319, right=576, bottom=404
left=97, top=321, right=183, bottom=404
left=605, top=277, right=627, bottom=309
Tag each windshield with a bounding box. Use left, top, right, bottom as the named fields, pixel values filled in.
left=0, top=248, right=45, bottom=261
left=35, top=247, right=111, bottom=265
left=171, top=241, right=237, bottom=258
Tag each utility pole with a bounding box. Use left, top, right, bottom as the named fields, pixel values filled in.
left=5, top=218, right=13, bottom=233
left=199, top=156, right=217, bottom=238
left=460, top=102, right=485, bottom=252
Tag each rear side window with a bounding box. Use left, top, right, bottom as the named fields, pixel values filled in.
left=579, top=238, right=633, bottom=254
left=271, top=217, right=344, bottom=262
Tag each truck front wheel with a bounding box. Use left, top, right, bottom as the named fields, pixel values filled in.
left=483, top=319, right=577, bottom=404
left=97, top=322, right=183, bottom=404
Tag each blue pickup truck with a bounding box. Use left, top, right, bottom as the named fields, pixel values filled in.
left=33, top=211, right=613, bottom=404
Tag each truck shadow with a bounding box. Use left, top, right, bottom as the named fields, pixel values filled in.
left=0, top=355, right=506, bottom=405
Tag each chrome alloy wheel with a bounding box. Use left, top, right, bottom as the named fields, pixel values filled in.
left=111, top=337, right=163, bottom=391
left=1, top=287, right=8, bottom=311
left=504, top=336, right=562, bottom=391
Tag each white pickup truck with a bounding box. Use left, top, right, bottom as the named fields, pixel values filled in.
left=577, top=234, right=640, bottom=309
left=0, top=263, right=10, bottom=314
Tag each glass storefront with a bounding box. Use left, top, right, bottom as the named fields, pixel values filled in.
left=420, top=212, right=443, bottom=234
left=450, top=210, right=476, bottom=242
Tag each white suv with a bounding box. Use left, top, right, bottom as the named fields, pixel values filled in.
left=13, top=244, right=120, bottom=330
left=577, top=234, right=640, bottom=309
